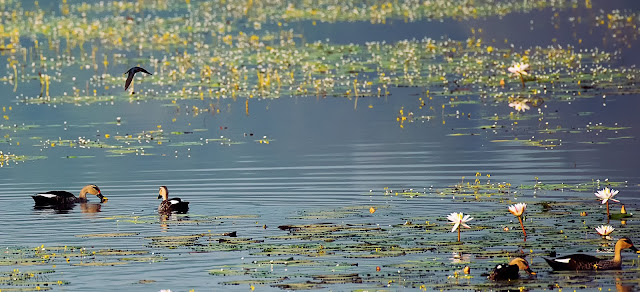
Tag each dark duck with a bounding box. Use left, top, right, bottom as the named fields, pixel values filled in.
left=157, top=186, right=189, bottom=213
left=488, top=258, right=536, bottom=281
left=544, top=237, right=638, bottom=270
left=32, top=184, right=107, bottom=206
left=124, top=66, right=152, bottom=91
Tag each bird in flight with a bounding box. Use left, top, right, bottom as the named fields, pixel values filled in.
left=124, top=66, right=152, bottom=91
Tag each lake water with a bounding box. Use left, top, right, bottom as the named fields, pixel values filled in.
left=1, top=1, right=640, bottom=291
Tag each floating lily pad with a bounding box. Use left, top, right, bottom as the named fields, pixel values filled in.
left=75, top=233, right=140, bottom=238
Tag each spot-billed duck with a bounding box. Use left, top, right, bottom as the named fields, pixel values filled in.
left=544, top=237, right=638, bottom=270
left=157, top=186, right=189, bottom=213
left=488, top=258, right=535, bottom=281
left=32, top=184, right=107, bottom=206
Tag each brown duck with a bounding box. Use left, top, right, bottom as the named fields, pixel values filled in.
left=544, top=237, right=639, bottom=270
left=157, top=186, right=189, bottom=213
left=488, top=258, right=536, bottom=281
left=32, top=184, right=107, bottom=206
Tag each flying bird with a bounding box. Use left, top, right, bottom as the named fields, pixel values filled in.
left=124, top=66, right=152, bottom=91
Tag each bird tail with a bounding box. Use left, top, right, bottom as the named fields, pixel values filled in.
left=543, top=257, right=562, bottom=270
left=32, top=195, right=49, bottom=206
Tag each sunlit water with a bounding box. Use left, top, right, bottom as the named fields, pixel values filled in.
left=1, top=1, right=640, bottom=291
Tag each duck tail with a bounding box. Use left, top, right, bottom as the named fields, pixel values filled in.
left=543, top=257, right=563, bottom=270
left=31, top=195, right=49, bottom=206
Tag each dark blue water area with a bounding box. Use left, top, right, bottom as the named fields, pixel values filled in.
left=3, top=86, right=639, bottom=203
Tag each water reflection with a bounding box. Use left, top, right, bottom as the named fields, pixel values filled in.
left=158, top=213, right=192, bottom=232
left=32, top=202, right=102, bottom=214
left=616, top=277, right=635, bottom=292
left=79, top=203, right=102, bottom=214
left=33, top=204, right=73, bottom=214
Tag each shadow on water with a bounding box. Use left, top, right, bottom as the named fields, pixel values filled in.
left=33, top=202, right=102, bottom=214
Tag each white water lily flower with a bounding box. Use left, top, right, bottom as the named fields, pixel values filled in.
left=508, top=63, right=530, bottom=75
left=508, top=99, right=530, bottom=112
left=508, top=203, right=527, bottom=217
left=595, top=225, right=615, bottom=236
left=447, top=212, right=473, bottom=232
left=595, top=187, right=620, bottom=204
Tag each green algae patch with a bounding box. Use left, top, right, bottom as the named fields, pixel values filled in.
left=71, top=262, right=129, bottom=267
left=118, top=256, right=166, bottom=263
left=94, top=250, right=148, bottom=256
left=290, top=206, right=376, bottom=219
left=0, top=269, right=66, bottom=290
left=221, top=278, right=286, bottom=286
left=518, top=179, right=627, bottom=192
left=272, top=282, right=324, bottom=290
left=75, top=232, right=140, bottom=238
left=146, top=234, right=206, bottom=248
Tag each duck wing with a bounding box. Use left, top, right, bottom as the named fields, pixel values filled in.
left=168, top=197, right=184, bottom=204
left=167, top=197, right=189, bottom=213
left=32, top=191, right=76, bottom=205
left=544, top=254, right=601, bottom=270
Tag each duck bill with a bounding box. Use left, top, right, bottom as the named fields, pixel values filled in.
left=525, top=268, right=536, bottom=275
left=158, top=194, right=162, bottom=199
left=631, top=245, right=639, bottom=253
left=97, top=193, right=108, bottom=203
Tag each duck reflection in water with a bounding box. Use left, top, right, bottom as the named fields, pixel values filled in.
left=80, top=203, right=102, bottom=214
left=158, top=213, right=190, bottom=232
left=34, top=202, right=103, bottom=215
left=616, top=277, right=636, bottom=292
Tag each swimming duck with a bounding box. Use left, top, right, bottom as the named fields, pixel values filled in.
left=124, top=66, right=152, bottom=91
left=32, top=184, right=107, bottom=206
left=488, top=258, right=535, bottom=281
left=157, top=186, right=189, bottom=213
left=544, top=237, right=638, bottom=270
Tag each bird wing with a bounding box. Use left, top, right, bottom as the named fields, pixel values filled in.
left=563, top=254, right=601, bottom=263
left=36, top=191, right=75, bottom=198
left=124, top=71, right=134, bottom=90
left=137, top=67, right=153, bottom=75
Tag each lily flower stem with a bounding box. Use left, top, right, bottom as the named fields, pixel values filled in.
left=519, top=74, right=525, bottom=89
left=457, top=227, right=461, bottom=242
left=606, top=201, right=610, bottom=218
left=518, top=216, right=527, bottom=237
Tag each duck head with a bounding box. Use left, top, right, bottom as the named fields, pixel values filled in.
left=509, top=258, right=536, bottom=275
left=617, top=237, right=639, bottom=253
left=80, top=184, right=108, bottom=203
left=158, top=186, right=169, bottom=200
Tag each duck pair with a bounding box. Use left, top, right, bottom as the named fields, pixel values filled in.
left=32, top=185, right=189, bottom=213
left=490, top=237, right=639, bottom=281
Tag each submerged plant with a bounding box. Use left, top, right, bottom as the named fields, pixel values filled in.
left=595, top=225, right=615, bottom=240
left=508, top=203, right=527, bottom=238
left=447, top=212, right=473, bottom=242
left=595, top=188, right=620, bottom=219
